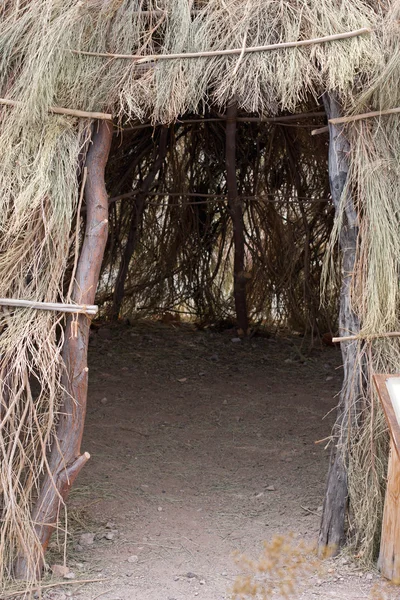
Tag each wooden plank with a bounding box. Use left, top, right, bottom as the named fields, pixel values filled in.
left=373, top=374, right=400, bottom=460
left=374, top=374, right=400, bottom=581
left=378, top=440, right=400, bottom=582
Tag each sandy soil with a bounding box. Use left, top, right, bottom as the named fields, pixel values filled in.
left=36, top=323, right=397, bottom=600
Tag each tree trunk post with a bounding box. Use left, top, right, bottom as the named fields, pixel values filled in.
left=14, top=120, right=113, bottom=580
left=225, top=101, right=248, bottom=335
left=318, top=93, right=362, bottom=557
left=111, top=127, right=169, bottom=320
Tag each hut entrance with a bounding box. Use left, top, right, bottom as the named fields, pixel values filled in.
left=1, top=2, right=399, bottom=597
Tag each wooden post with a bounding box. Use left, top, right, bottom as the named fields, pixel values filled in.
left=111, top=127, right=169, bottom=320
left=373, top=374, right=400, bottom=581
left=225, top=100, right=249, bottom=335
left=318, top=93, right=363, bottom=556
left=14, top=120, right=113, bottom=580
left=378, top=440, right=400, bottom=581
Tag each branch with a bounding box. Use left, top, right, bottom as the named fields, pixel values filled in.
left=72, top=28, right=371, bottom=62
left=0, top=98, right=112, bottom=121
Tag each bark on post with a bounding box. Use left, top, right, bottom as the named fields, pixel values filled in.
left=111, top=127, right=169, bottom=320
left=15, top=120, right=113, bottom=580
left=318, top=94, right=362, bottom=556
left=225, top=101, right=248, bottom=335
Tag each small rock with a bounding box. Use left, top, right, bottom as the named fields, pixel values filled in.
left=223, top=399, right=228, bottom=405
left=74, top=544, right=83, bottom=552
left=51, top=564, right=70, bottom=578
left=255, top=492, right=264, bottom=498
left=284, top=358, right=293, bottom=364
left=186, top=572, right=197, bottom=579
left=366, top=573, right=373, bottom=580
left=106, top=521, right=116, bottom=529
left=266, top=485, right=276, bottom=491
left=157, top=506, right=163, bottom=512
left=210, top=354, right=219, bottom=362
left=173, top=576, right=180, bottom=581
left=105, top=532, right=114, bottom=540
left=231, top=337, right=241, bottom=343
left=326, top=376, right=334, bottom=381
left=63, top=572, right=76, bottom=580
left=221, top=571, right=228, bottom=577
left=79, top=532, right=95, bottom=547
left=127, top=555, right=139, bottom=563
left=177, top=378, right=187, bottom=383
left=100, top=397, right=108, bottom=405
left=199, top=579, right=206, bottom=585
left=317, top=505, right=323, bottom=512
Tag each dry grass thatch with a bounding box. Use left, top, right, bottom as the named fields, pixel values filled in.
left=0, top=0, right=399, bottom=591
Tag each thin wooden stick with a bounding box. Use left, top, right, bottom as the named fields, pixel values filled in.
left=73, top=28, right=371, bottom=62
left=0, top=98, right=112, bottom=121
left=311, top=125, right=329, bottom=136
left=332, top=332, right=400, bottom=343
left=329, top=106, right=400, bottom=126
left=0, top=298, right=98, bottom=315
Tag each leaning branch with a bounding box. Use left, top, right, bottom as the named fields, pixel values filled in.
left=0, top=98, right=112, bottom=121
left=72, top=28, right=371, bottom=62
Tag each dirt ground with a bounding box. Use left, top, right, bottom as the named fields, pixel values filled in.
left=37, top=322, right=398, bottom=600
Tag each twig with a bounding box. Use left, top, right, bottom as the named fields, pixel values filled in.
left=72, top=28, right=371, bottom=62
left=300, top=505, right=321, bottom=517
left=3, top=578, right=109, bottom=598
left=329, top=106, right=400, bottom=126
left=314, top=436, right=332, bottom=445
left=0, top=98, right=112, bottom=121
left=311, top=125, right=329, bottom=136
left=0, top=298, right=97, bottom=315
left=332, top=332, right=400, bottom=343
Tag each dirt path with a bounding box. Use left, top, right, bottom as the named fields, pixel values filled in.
left=41, top=323, right=394, bottom=600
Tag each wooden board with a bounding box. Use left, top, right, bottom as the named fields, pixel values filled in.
left=373, top=374, right=400, bottom=459
left=374, top=374, right=400, bottom=582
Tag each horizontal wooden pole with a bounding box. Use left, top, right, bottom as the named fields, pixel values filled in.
left=73, top=28, right=371, bottom=62
left=329, top=106, right=400, bottom=126
left=0, top=98, right=112, bottom=121
left=119, top=111, right=325, bottom=132
left=332, top=332, right=400, bottom=343
left=0, top=298, right=98, bottom=315
left=108, top=190, right=331, bottom=204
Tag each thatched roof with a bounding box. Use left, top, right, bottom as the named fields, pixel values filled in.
left=1, top=0, right=400, bottom=592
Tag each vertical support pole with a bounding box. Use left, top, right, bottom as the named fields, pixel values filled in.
left=14, top=120, right=113, bottom=579
left=379, top=441, right=400, bottom=581
left=225, top=100, right=248, bottom=335
left=318, top=93, right=362, bottom=556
